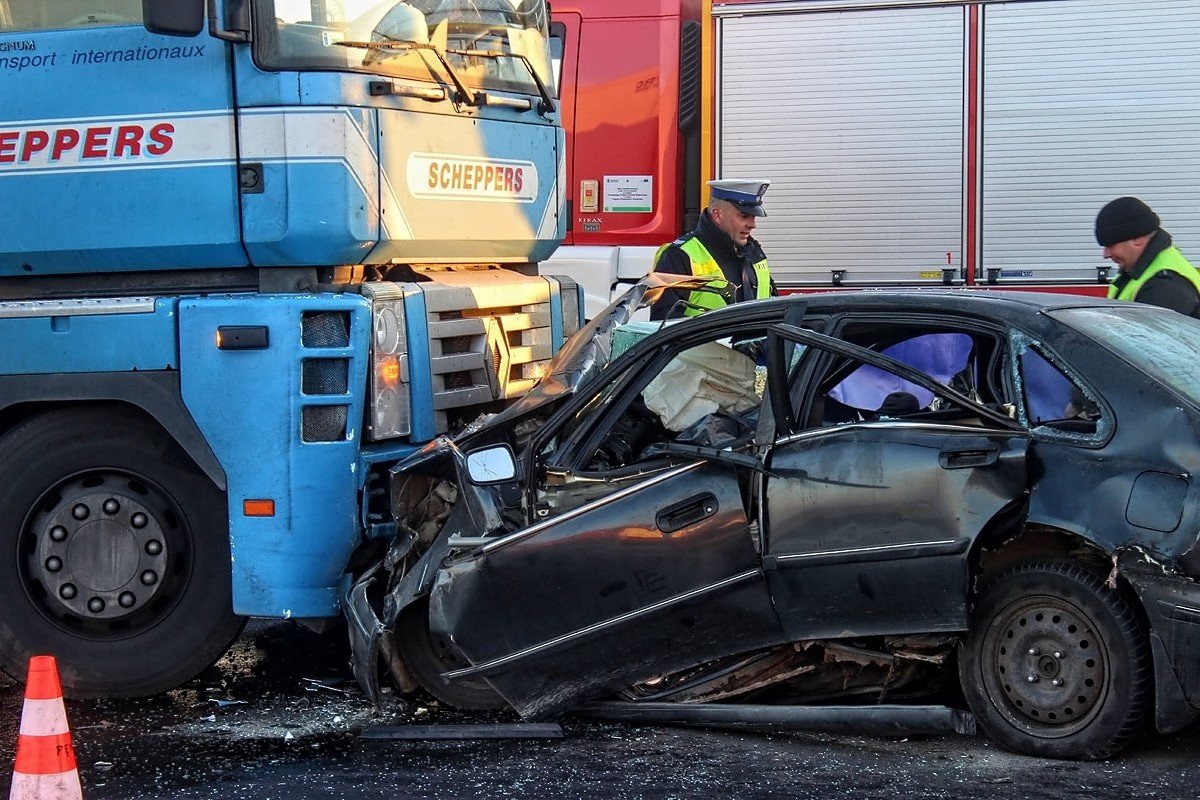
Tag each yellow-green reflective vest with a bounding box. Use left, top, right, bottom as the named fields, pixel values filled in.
left=1107, top=246, right=1200, bottom=302
left=653, top=236, right=771, bottom=317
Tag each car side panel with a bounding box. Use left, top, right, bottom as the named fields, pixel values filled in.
left=429, top=460, right=785, bottom=718
left=763, top=424, right=1028, bottom=640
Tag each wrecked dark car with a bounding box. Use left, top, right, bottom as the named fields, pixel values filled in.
left=347, top=278, right=1200, bottom=760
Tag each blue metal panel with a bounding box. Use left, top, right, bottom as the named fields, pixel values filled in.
left=238, top=107, right=380, bottom=266
left=0, top=298, right=178, bottom=373
left=178, top=293, right=371, bottom=618
left=528, top=124, right=569, bottom=263
left=229, top=44, right=302, bottom=108
left=0, top=26, right=246, bottom=274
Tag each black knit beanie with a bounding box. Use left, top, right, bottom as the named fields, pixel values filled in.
left=1095, top=197, right=1160, bottom=247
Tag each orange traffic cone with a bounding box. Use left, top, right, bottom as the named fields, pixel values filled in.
left=9, top=656, right=83, bottom=800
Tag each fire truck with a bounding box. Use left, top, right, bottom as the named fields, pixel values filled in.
left=0, top=0, right=579, bottom=697
left=546, top=0, right=1200, bottom=316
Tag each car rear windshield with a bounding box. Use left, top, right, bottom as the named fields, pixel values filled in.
left=1048, top=306, right=1200, bottom=405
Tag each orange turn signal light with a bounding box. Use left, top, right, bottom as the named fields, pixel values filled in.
left=243, top=499, right=276, bottom=517
left=379, top=357, right=401, bottom=386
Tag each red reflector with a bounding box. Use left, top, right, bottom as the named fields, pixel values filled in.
left=243, top=499, right=275, bottom=517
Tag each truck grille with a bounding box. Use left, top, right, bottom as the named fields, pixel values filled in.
left=420, top=272, right=559, bottom=435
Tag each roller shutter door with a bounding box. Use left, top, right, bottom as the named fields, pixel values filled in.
left=982, top=0, right=1200, bottom=284
left=717, top=5, right=964, bottom=287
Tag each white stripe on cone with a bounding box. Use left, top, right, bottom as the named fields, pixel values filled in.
left=17, top=698, right=71, bottom=737
left=8, top=770, right=84, bottom=800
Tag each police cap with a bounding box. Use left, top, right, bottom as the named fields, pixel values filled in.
left=708, top=179, right=770, bottom=217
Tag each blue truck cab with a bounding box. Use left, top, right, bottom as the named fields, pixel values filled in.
left=0, top=0, right=579, bottom=697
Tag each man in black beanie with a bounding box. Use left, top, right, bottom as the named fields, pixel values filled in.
left=1095, top=196, right=1200, bottom=317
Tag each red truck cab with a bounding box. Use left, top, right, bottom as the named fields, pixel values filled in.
left=546, top=0, right=701, bottom=317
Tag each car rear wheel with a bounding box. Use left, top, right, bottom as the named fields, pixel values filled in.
left=959, top=559, right=1151, bottom=759
left=0, top=408, right=245, bottom=697
left=396, top=599, right=507, bottom=710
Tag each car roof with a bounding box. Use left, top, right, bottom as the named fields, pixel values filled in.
left=774, top=289, right=1117, bottom=316
left=659, top=289, right=1126, bottom=329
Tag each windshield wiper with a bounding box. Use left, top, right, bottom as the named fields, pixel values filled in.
left=338, top=39, right=478, bottom=107
left=445, top=48, right=556, bottom=116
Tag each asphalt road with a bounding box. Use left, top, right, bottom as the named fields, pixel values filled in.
left=1, top=621, right=1197, bottom=799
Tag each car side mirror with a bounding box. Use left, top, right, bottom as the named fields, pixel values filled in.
left=465, top=445, right=517, bottom=484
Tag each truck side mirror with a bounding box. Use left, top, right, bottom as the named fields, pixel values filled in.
left=142, top=0, right=204, bottom=37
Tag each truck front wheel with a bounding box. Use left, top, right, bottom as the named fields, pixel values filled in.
left=0, top=408, right=245, bottom=697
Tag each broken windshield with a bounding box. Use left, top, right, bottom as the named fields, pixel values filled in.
left=256, top=0, right=552, bottom=96
left=1049, top=306, right=1200, bottom=407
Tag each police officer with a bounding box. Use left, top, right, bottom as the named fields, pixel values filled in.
left=650, top=179, right=778, bottom=320
left=1095, top=196, right=1200, bottom=317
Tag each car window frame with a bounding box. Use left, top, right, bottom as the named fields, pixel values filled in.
left=774, top=314, right=1019, bottom=438
left=1007, top=327, right=1113, bottom=447
left=534, top=320, right=776, bottom=478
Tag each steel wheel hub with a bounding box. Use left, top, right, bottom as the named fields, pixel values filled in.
left=26, top=474, right=172, bottom=624
left=985, top=596, right=1107, bottom=735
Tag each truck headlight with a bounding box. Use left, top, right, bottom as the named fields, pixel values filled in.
left=366, top=293, right=411, bottom=441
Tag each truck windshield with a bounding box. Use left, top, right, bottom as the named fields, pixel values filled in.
left=256, top=0, right=552, bottom=97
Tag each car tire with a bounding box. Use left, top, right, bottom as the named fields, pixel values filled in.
left=0, top=408, right=246, bottom=697
left=959, top=559, right=1151, bottom=759
left=396, top=599, right=507, bottom=710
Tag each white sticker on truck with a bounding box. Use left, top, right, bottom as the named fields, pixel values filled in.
left=407, top=153, right=538, bottom=203
left=603, top=175, right=652, bottom=213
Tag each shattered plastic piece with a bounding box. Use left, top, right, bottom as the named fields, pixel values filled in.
left=302, top=677, right=353, bottom=695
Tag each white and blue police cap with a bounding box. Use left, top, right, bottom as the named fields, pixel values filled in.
left=708, top=179, right=770, bottom=217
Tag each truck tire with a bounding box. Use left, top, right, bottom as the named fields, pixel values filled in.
left=959, top=560, right=1151, bottom=759
left=0, top=408, right=245, bottom=697
left=396, top=599, right=506, bottom=710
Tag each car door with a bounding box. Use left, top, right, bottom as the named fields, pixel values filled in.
left=426, top=322, right=789, bottom=718
left=760, top=322, right=1030, bottom=641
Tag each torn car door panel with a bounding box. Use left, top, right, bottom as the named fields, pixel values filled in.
left=428, top=459, right=785, bottom=718
left=763, top=425, right=1028, bottom=639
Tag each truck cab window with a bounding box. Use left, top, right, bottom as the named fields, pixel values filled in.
left=0, top=0, right=141, bottom=31
left=258, top=0, right=554, bottom=97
